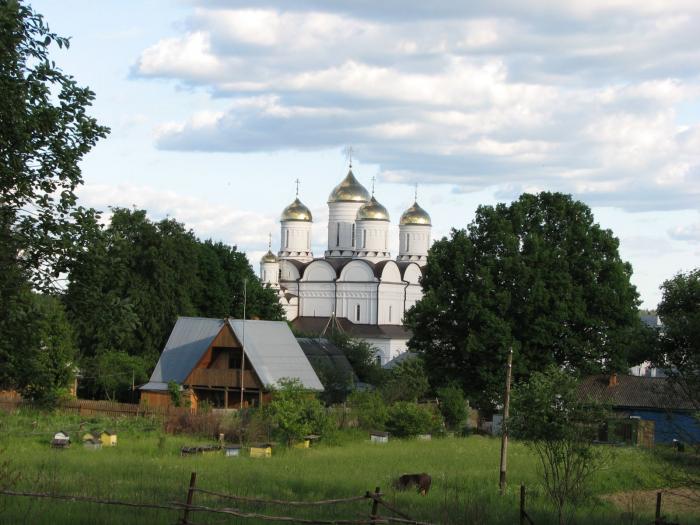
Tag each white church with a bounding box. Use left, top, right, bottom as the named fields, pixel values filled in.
left=259, top=165, right=432, bottom=365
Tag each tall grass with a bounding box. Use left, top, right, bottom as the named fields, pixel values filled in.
left=0, top=409, right=695, bottom=525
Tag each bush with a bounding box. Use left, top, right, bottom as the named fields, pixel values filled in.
left=381, top=357, right=430, bottom=403
left=437, top=384, right=469, bottom=430
left=267, top=378, right=331, bottom=445
left=386, top=402, right=440, bottom=438
left=347, top=390, right=388, bottom=430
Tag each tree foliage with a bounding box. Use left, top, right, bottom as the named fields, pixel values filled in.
left=63, top=208, right=284, bottom=399
left=329, top=333, right=385, bottom=386
left=406, top=192, right=651, bottom=408
left=381, top=356, right=430, bottom=403
left=0, top=1, right=106, bottom=399
left=510, top=367, right=609, bottom=525
left=437, top=384, right=469, bottom=430
left=386, top=401, right=440, bottom=437
left=267, top=379, right=331, bottom=446
left=657, top=268, right=700, bottom=411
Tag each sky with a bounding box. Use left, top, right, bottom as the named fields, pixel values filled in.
left=32, top=0, right=700, bottom=309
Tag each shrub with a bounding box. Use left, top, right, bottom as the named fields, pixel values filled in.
left=267, top=378, right=330, bottom=446
left=437, top=384, right=469, bottom=430
left=386, top=402, right=439, bottom=437
left=347, top=390, right=388, bottom=430
left=381, top=357, right=430, bottom=403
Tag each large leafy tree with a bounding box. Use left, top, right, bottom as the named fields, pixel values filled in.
left=406, top=192, right=651, bottom=408
left=0, top=1, right=107, bottom=398
left=64, top=208, right=284, bottom=399
left=656, top=268, right=700, bottom=478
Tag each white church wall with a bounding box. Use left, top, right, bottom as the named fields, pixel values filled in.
left=279, top=221, right=312, bottom=260
left=279, top=260, right=301, bottom=281
left=326, top=201, right=364, bottom=257
left=336, top=283, right=377, bottom=324
left=377, top=283, right=406, bottom=325
left=298, top=284, right=335, bottom=317
left=363, top=338, right=409, bottom=366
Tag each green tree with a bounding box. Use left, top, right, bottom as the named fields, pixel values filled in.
left=267, top=379, right=330, bottom=446
left=347, top=390, right=388, bottom=430
left=0, top=1, right=107, bottom=395
left=381, top=356, right=430, bottom=403
left=655, top=269, right=700, bottom=494
left=657, top=269, right=700, bottom=410
left=64, top=209, right=283, bottom=399
left=386, top=401, right=440, bottom=438
left=330, top=333, right=385, bottom=385
left=437, top=384, right=469, bottom=430
left=510, top=367, right=609, bottom=525
left=406, top=192, right=651, bottom=409
left=93, top=351, right=149, bottom=402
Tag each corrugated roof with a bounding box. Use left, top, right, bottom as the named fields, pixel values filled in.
left=578, top=375, right=695, bottom=411
left=229, top=319, right=323, bottom=391
left=146, top=317, right=224, bottom=385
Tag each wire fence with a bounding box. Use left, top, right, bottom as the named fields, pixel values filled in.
left=0, top=471, right=436, bottom=525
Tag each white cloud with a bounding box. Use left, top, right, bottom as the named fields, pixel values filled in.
left=132, top=2, right=700, bottom=212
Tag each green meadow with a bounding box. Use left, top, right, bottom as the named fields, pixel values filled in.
left=0, top=410, right=696, bottom=525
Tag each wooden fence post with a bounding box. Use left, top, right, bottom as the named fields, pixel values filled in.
left=181, top=472, right=197, bottom=525
left=370, top=486, right=381, bottom=523
left=520, top=484, right=525, bottom=525
left=655, top=491, right=662, bottom=525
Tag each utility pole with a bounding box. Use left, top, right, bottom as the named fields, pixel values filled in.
left=499, top=347, right=513, bottom=495
left=240, top=279, right=247, bottom=409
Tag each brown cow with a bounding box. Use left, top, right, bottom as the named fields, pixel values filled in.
left=393, top=473, right=432, bottom=495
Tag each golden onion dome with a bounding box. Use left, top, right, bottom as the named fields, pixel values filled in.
left=328, top=169, right=370, bottom=203
left=261, top=250, right=278, bottom=263
left=400, top=201, right=431, bottom=226
left=357, top=196, right=390, bottom=221
left=281, top=198, right=312, bottom=222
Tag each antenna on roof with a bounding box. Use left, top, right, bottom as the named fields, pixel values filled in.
left=240, top=279, right=247, bottom=408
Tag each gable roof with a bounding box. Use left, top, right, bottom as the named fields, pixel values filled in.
left=229, top=319, right=323, bottom=390
left=578, top=374, right=695, bottom=411
left=142, top=317, right=323, bottom=392
left=144, top=317, right=224, bottom=391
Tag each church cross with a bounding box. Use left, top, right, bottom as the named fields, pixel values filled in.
left=371, top=176, right=376, bottom=196
left=295, top=178, right=300, bottom=197
left=414, top=183, right=418, bottom=202
left=268, top=232, right=272, bottom=250
left=343, top=145, right=354, bottom=168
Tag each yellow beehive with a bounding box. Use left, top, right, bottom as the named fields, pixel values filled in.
left=249, top=445, right=272, bottom=458
left=293, top=439, right=310, bottom=449
left=100, top=430, right=117, bottom=446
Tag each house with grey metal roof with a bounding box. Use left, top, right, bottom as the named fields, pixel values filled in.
left=140, top=317, right=323, bottom=410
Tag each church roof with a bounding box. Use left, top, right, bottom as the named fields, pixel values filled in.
left=281, top=197, right=313, bottom=222
left=281, top=258, right=423, bottom=281
left=292, top=316, right=412, bottom=340
left=400, top=201, right=431, bottom=226
left=328, top=169, right=370, bottom=203
left=357, top=196, right=390, bottom=221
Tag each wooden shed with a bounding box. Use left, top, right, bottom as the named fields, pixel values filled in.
left=140, top=317, right=323, bottom=411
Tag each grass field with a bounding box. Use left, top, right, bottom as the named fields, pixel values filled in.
left=0, top=409, right=697, bottom=525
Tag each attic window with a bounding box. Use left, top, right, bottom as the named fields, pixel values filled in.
left=356, top=304, right=361, bottom=322
left=229, top=349, right=242, bottom=369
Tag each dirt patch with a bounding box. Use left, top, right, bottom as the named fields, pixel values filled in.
left=602, top=487, right=700, bottom=520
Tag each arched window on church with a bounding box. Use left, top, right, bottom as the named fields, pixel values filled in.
left=363, top=229, right=367, bottom=249
left=389, top=305, right=392, bottom=323
left=278, top=268, right=282, bottom=280
left=406, top=233, right=410, bottom=252
left=355, top=304, right=361, bottom=322
left=352, top=224, right=355, bottom=247
left=336, top=223, right=340, bottom=247
left=285, top=230, right=289, bottom=248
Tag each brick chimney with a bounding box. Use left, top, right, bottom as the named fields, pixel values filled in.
left=608, top=372, right=618, bottom=387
